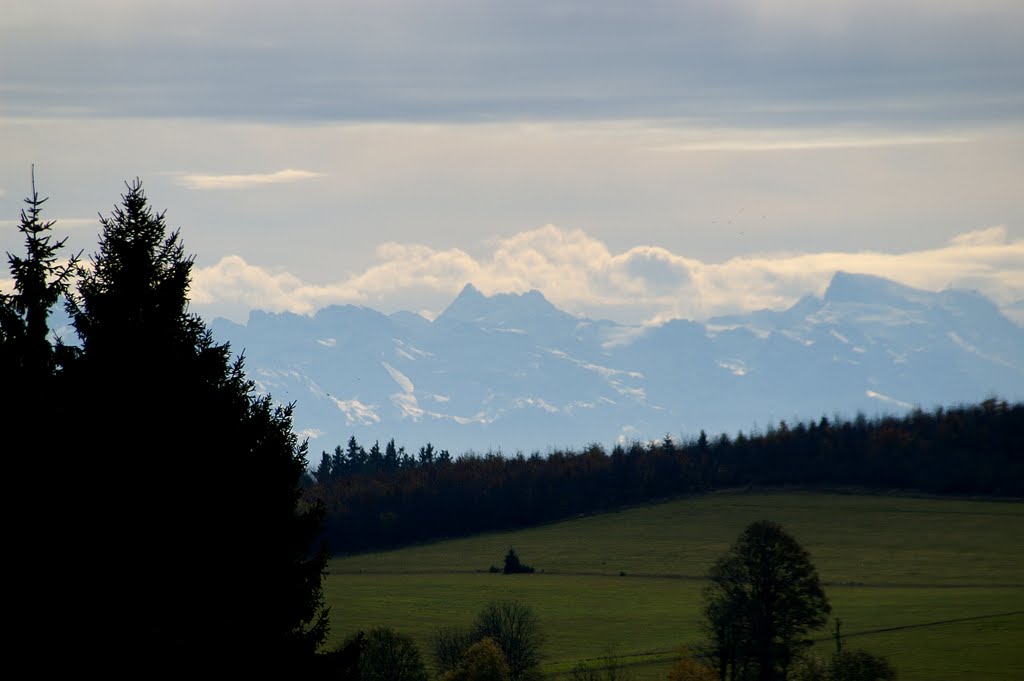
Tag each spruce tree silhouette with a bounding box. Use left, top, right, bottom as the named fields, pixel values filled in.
left=64, top=179, right=328, bottom=670
left=1, top=170, right=81, bottom=662
left=2, top=171, right=76, bottom=474
left=0, top=168, right=79, bottom=385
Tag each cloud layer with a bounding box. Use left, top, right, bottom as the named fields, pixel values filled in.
left=175, top=168, right=324, bottom=190
left=3, top=1, right=1021, bottom=124
left=192, top=224, right=1024, bottom=325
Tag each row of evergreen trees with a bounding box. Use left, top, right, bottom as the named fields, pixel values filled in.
left=314, top=436, right=454, bottom=483
left=1, top=175, right=331, bottom=669
left=310, top=398, right=1023, bottom=553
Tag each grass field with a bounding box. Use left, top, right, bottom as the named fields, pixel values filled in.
left=322, top=491, right=1024, bottom=680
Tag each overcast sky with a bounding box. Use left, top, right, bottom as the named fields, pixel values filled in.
left=2, top=0, right=1022, bottom=324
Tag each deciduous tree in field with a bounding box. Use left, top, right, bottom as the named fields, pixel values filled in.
left=472, top=599, right=546, bottom=680
left=347, top=627, right=428, bottom=681
left=441, top=637, right=512, bottom=681
left=702, top=521, right=830, bottom=681
left=433, top=599, right=545, bottom=681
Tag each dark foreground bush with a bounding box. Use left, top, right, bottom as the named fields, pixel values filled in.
left=344, top=627, right=428, bottom=681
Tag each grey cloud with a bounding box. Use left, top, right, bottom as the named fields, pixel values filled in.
left=3, top=1, right=1021, bottom=125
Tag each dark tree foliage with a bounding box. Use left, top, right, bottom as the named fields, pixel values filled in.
left=827, top=650, right=897, bottom=681
left=1, top=170, right=81, bottom=653
left=471, top=600, right=546, bottom=681
left=57, top=180, right=328, bottom=669
left=315, top=633, right=363, bottom=678
left=432, top=626, right=476, bottom=674
left=702, top=521, right=831, bottom=681
left=348, top=627, right=429, bottom=681
left=310, top=400, right=1023, bottom=554
left=1, top=170, right=79, bottom=433
left=503, top=547, right=535, bottom=574
left=0, top=170, right=79, bottom=385
left=442, top=637, right=512, bottom=681
left=433, top=600, right=545, bottom=681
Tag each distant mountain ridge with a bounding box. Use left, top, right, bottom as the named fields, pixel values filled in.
left=210, top=272, right=1024, bottom=456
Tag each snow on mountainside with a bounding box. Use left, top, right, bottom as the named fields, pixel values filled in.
left=209, top=272, right=1024, bottom=456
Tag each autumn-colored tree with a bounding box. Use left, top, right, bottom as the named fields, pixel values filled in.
left=668, top=647, right=718, bottom=681
left=433, top=600, right=545, bottom=681
left=472, top=600, right=545, bottom=680
left=440, top=637, right=512, bottom=681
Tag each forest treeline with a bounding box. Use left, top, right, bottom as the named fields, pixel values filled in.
left=308, top=398, right=1023, bottom=554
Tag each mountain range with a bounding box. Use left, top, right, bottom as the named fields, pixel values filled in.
left=209, top=272, right=1024, bottom=456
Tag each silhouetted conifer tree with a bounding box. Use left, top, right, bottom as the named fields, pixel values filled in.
left=503, top=547, right=534, bottom=574
left=385, top=438, right=399, bottom=469
left=316, top=451, right=333, bottom=485
left=1, top=171, right=78, bottom=378
left=62, top=179, right=328, bottom=670
left=1, top=168, right=79, bottom=412
left=1, top=169, right=81, bottom=658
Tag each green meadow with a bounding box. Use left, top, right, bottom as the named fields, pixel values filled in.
left=322, top=491, right=1024, bottom=679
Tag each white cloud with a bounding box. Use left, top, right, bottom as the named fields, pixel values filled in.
left=865, top=390, right=915, bottom=410
left=175, top=168, right=324, bottom=190
left=948, top=225, right=1009, bottom=248
left=514, top=397, right=560, bottom=414
left=331, top=397, right=381, bottom=426
left=191, top=255, right=312, bottom=311
left=296, top=428, right=324, bottom=441
left=191, top=223, right=1024, bottom=326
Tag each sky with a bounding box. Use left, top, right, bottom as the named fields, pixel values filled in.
left=2, top=0, right=1023, bottom=326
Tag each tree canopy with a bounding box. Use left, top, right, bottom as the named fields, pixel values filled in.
left=350, top=627, right=429, bottom=681
left=2, top=171, right=82, bottom=656
left=2, top=177, right=330, bottom=669
left=503, top=547, right=535, bottom=574
left=702, top=521, right=831, bottom=681
left=433, top=599, right=545, bottom=681
left=0, top=168, right=78, bottom=385
left=441, top=637, right=512, bottom=681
